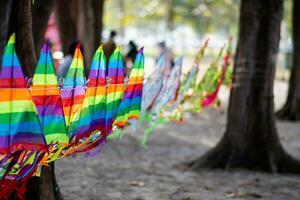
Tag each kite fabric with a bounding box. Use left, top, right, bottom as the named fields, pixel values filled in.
left=108, top=48, right=145, bottom=140
left=114, top=47, right=145, bottom=127
left=105, top=47, right=125, bottom=136
left=140, top=55, right=166, bottom=116
left=0, top=34, right=47, bottom=194
left=163, top=39, right=209, bottom=121
left=138, top=39, right=233, bottom=145
left=0, top=33, right=234, bottom=199
left=0, top=34, right=146, bottom=191
left=201, top=39, right=233, bottom=107
left=68, top=45, right=107, bottom=154
left=31, top=42, right=68, bottom=162
left=61, top=44, right=86, bottom=140
left=0, top=34, right=47, bottom=155
left=74, top=45, right=106, bottom=143
left=141, top=57, right=183, bottom=145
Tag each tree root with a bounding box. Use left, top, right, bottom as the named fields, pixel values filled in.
left=189, top=141, right=300, bottom=175
left=276, top=102, right=300, bottom=121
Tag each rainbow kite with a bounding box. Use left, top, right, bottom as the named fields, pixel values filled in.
left=0, top=34, right=47, bottom=190
left=61, top=44, right=86, bottom=140
left=31, top=42, right=68, bottom=162
left=106, top=47, right=125, bottom=136
left=114, top=47, right=145, bottom=127
left=69, top=46, right=107, bottom=154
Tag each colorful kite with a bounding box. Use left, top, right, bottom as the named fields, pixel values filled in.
left=31, top=42, right=68, bottom=162
left=201, top=40, right=233, bottom=107
left=163, top=40, right=209, bottom=121
left=141, top=57, right=183, bottom=145
left=69, top=45, right=107, bottom=154
left=106, top=47, right=125, bottom=136
left=0, top=34, right=47, bottom=155
left=0, top=33, right=234, bottom=200
left=114, top=47, right=145, bottom=127
left=108, top=48, right=145, bottom=140
left=0, top=34, right=47, bottom=196
left=140, top=55, right=166, bottom=116
left=61, top=44, right=86, bottom=139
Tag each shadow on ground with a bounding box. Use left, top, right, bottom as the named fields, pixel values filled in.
left=56, top=82, right=300, bottom=200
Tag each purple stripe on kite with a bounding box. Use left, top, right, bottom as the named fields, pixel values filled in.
left=41, top=43, right=49, bottom=52
left=36, top=105, right=65, bottom=116
left=11, top=132, right=45, bottom=143
left=108, top=68, right=124, bottom=75
left=0, top=133, right=45, bottom=149
left=0, top=67, right=24, bottom=78
left=76, top=120, right=105, bottom=139
left=89, top=69, right=105, bottom=79
left=60, top=87, right=86, bottom=98
left=108, top=68, right=124, bottom=76
left=138, top=47, right=144, bottom=53
left=123, top=90, right=142, bottom=99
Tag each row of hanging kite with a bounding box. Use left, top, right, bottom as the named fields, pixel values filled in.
left=0, top=34, right=145, bottom=198
left=0, top=34, right=232, bottom=198
left=110, top=38, right=233, bottom=145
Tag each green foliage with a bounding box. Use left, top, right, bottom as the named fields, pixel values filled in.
left=105, top=0, right=240, bottom=36
left=104, top=0, right=292, bottom=38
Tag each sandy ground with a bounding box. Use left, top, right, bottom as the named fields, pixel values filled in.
left=56, top=81, right=300, bottom=200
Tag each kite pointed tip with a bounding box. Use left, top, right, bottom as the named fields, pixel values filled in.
left=115, top=46, right=121, bottom=52
left=42, top=40, right=50, bottom=52
left=76, top=43, right=81, bottom=49
left=97, top=44, right=104, bottom=52
left=138, top=47, right=144, bottom=53
left=9, top=33, right=16, bottom=43
left=175, top=56, right=184, bottom=66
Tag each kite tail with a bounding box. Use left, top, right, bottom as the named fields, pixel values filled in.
left=157, top=115, right=170, bottom=126
left=85, top=143, right=105, bottom=158
left=45, top=144, right=66, bottom=163
left=142, top=121, right=156, bottom=147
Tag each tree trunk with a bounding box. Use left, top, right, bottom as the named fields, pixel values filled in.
left=276, top=0, right=300, bottom=121
left=53, top=0, right=78, bottom=55
left=166, top=0, right=174, bottom=32
left=32, top=0, right=54, bottom=57
left=189, top=0, right=300, bottom=173
left=0, top=0, right=14, bottom=70
left=77, top=0, right=105, bottom=72
left=5, top=0, right=63, bottom=199
left=54, top=0, right=105, bottom=73
left=10, top=0, right=37, bottom=76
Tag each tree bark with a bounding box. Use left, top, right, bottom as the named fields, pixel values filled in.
left=32, top=0, right=54, bottom=57
left=54, top=0, right=105, bottom=73
left=276, top=0, right=300, bottom=121
left=0, top=0, right=14, bottom=71
left=10, top=0, right=37, bottom=76
left=5, top=0, right=63, bottom=199
left=189, top=0, right=300, bottom=173
left=166, top=0, right=175, bottom=32
left=53, top=0, right=78, bottom=55
left=77, top=0, right=105, bottom=72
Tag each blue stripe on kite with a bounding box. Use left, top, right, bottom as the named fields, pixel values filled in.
left=0, top=122, right=42, bottom=135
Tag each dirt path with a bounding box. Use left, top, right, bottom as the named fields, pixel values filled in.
left=56, top=81, right=300, bottom=200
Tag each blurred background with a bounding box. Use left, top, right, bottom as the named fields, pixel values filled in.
left=43, top=0, right=292, bottom=77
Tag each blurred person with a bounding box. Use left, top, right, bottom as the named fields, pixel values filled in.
left=125, top=40, right=138, bottom=75
left=103, top=30, right=117, bottom=63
